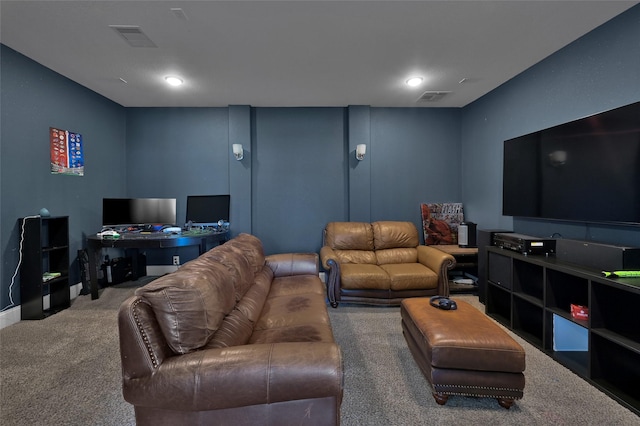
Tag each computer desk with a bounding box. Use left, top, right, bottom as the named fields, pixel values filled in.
left=86, top=230, right=229, bottom=300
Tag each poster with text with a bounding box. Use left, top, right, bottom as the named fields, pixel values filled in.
left=50, top=127, right=84, bottom=176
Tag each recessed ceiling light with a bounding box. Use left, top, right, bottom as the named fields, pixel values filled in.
left=406, top=77, right=423, bottom=87
left=165, top=76, right=184, bottom=86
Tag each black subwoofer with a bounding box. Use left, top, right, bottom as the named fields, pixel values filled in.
left=477, top=229, right=512, bottom=304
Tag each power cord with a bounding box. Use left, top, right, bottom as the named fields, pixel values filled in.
left=1, top=215, right=40, bottom=312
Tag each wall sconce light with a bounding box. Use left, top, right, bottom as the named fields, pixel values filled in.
left=356, top=144, right=367, bottom=161
left=232, top=144, right=244, bottom=161
left=548, top=150, right=567, bottom=166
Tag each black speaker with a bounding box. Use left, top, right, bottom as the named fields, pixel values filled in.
left=458, top=222, right=477, bottom=248
left=477, top=229, right=512, bottom=304
left=556, top=239, right=640, bottom=271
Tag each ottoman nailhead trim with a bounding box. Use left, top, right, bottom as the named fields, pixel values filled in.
left=132, top=299, right=158, bottom=368
left=433, top=384, right=522, bottom=399
left=435, top=391, right=521, bottom=400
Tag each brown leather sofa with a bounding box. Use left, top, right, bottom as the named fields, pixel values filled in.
left=118, top=233, right=343, bottom=426
left=320, top=221, right=455, bottom=307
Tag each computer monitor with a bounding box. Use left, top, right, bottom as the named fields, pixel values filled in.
left=186, top=195, right=230, bottom=227
left=102, top=198, right=177, bottom=227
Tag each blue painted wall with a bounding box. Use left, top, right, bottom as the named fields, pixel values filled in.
left=125, top=108, right=230, bottom=202
left=370, top=108, right=462, bottom=232
left=461, top=4, right=640, bottom=246
left=1, top=45, right=126, bottom=310
left=251, top=107, right=347, bottom=254
left=2, top=4, right=640, bottom=311
left=123, top=107, right=231, bottom=263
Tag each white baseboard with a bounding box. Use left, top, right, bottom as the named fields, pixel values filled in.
left=0, top=282, right=84, bottom=330
left=69, top=282, right=83, bottom=299
left=0, top=305, right=20, bottom=330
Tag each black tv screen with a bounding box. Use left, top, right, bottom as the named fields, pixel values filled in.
left=186, top=195, right=230, bottom=225
left=503, top=101, right=640, bottom=225
left=102, top=198, right=177, bottom=227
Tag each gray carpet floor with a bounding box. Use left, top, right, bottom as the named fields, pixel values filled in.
left=1, top=284, right=638, bottom=425
left=332, top=299, right=640, bottom=425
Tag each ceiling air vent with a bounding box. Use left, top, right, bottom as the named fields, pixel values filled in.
left=109, top=25, right=157, bottom=48
left=417, top=91, right=451, bottom=102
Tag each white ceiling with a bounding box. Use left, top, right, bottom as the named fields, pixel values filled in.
left=1, top=1, right=637, bottom=108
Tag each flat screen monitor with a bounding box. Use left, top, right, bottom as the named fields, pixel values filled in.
left=186, top=195, right=230, bottom=226
left=102, top=198, right=177, bottom=227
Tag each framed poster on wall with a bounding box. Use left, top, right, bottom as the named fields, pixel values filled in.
left=50, top=127, right=84, bottom=176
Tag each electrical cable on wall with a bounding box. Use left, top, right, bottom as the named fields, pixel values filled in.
left=1, top=215, right=40, bottom=312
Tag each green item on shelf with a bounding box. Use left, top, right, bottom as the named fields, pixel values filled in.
left=42, top=272, right=61, bottom=282
left=602, top=270, right=640, bottom=278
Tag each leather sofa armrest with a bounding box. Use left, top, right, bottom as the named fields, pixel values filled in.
left=319, top=246, right=341, bottom=307
left=122, top=342, right=343, bottom=411
left=417, top=245, right=456, bottom=296
left=119, top=296, right=175, bottom=379
left=319, top=246, right=338, bottom=270
left=266, top=252, right=319, bottom=277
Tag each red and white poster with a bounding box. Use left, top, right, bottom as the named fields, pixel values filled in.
left=50, top=127, right=84, bottom=176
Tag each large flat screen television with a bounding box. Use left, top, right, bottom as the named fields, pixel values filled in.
left=503, top=101, right=640, bottom=226
left=102, top=198, right=177, bottom=227
left=185, top=195, right=230, bottom=226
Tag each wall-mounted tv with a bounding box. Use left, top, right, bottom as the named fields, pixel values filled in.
left=503, top=101, right=640, bottom=226
left=102, top=198, right=177, bottom=227
left=185, top=195, right=230, bottom=226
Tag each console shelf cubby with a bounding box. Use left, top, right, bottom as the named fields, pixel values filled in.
left=513, top=259, right=543, bottom=302
left=484, top=246, right=640, bottom=415
left=590, top=334, right=640, bottom=410
left=485, top=280, right=511, bottom=327
left=512, top=296, right=543, bottom=347
left=546, top=269, right=588, bottom=315
left=19, top=216, right=70, bottom=319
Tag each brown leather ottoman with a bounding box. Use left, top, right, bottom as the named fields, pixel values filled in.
left=401, top=298, right=525, bottom=408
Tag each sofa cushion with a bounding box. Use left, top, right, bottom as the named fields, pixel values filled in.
left=335, top=249, right=377, bottom=265
left=325, top=222, right=374, bottom=250
left=376, top=247, right=418, bottom=265
left=203, top=307, right=255, bottom=349
left=203, top=243, right=254, bottom=301
left=251, top=293, right=329, bottom=336
left=267, top=274, right=325, bottom=298
left=235, top=266, right=273, bottom=323
left=372, top=221, right=419, bottom=249
left=135, top=262, right=236, bottom=354
left=249, top=276, right=334, bottom=344
left=340, top=264, right=390, bottom=290
left=203, top=266, right=273, bottom=349
left=227, top=233, right=266, bottom=273
left=380, top=263, right=438, bottom=290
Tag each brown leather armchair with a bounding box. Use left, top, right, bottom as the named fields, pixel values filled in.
left=320, top=221, right=456, bottom=307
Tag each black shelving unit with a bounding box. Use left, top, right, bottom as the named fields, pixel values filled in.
left=485, top=246, right=640, bottom=415
left=19, top=216, right=70, bottom=319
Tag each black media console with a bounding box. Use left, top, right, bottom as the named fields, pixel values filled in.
left=485, top=245, right=640, bottom=415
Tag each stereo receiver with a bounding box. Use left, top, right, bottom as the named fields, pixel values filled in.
left=493, top=233, right=556, bottom=255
